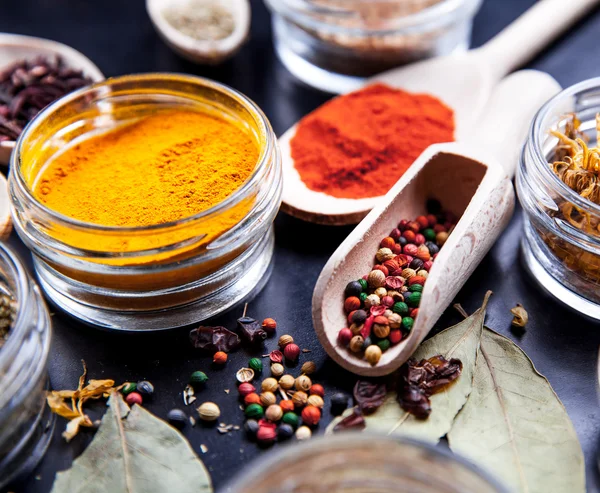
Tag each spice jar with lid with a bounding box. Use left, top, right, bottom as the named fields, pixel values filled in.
left=0, top=243, right=53, bottom=489
left=516, top=77, right=600, bottom=319
left=263, top=0, right=483, bottom=93
left=9, top=73, right=282, bottom=330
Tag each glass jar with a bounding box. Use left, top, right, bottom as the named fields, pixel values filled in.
left=264, top=0, right=483, bottom=93
left=9, top=74, right=282, bottom=331
left=517, top=78, right=600, bottom=320
left=225, top=434, right=507, bottom=492
left=0, top=243, right=53, bottom=489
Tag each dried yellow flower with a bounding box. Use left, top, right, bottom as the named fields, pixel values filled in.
left=510, top=304, right=529, bottom=328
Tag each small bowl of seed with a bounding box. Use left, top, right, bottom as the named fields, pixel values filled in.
left=0, top=33, right=104, bottom=166
left=146, top=0, right=250, bottom=65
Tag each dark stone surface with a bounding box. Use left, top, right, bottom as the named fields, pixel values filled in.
left=2, top=0, right=600, bottom=491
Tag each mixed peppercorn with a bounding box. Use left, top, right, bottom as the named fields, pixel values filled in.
left=339, top=200, right=456, bottom=365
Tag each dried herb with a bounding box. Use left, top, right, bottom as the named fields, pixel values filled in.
left=51, top=392, right=213, bottom=493
left=189, top=325, right=241, bottom=353
left=0, top=56, right=92, bottom=142
left=46, top=360, right=117, bottom=441
left=353, top=380, right=386, bottom=415
left=333, top=407, right=366, bottom=432
left=510, top=303, right=528, bottom=328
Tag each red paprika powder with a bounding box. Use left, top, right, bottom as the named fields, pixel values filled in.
left=290, top=83, right=454, bottom=199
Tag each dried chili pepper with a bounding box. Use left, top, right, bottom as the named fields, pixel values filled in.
left=353, top=380, right=386, bottom=415
left=189, top=326, right=241, bottom=353
left=333, top=407, right=366, bottom=432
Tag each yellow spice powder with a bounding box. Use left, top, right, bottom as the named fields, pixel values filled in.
left=33, top=109, right=259, bottom=227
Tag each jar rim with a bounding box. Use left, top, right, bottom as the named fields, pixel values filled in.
left=264, top=0, right=483, bottom=35
left=10, top=73, right=275, bottom=233
left=530, top=76, right=600, bottom=216
left=0, top=243, right=33, bottom=367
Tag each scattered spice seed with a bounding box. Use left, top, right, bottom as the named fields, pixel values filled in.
left=269, top=350, right=283, bottom=363
left=261, top=318, right=277, bottom=335
left=278, top=334, right=294, bottom=348
left=295, top=426, right=312, bottom=441
left=301, top=361, right=317, bottom=375
left=125, top=392, right=143, bottom=406
left=200, top=444, right=208, bottom=453
left=249, top=357, right=263, bottom=373
left=510, top=304, right=529, bottom=328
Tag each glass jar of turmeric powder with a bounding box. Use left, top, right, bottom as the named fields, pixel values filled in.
left=9, top=74, right=282, bottom=330
left=517, top=78, right=600, bottom=320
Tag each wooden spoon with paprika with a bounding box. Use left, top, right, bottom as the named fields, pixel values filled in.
left=280, top=0, right=597, bottom=225
left=312, top=70, right=561, bottom=376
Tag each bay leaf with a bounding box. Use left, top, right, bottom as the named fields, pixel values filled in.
left=51, top=392, right=213, bottom=493
left=326, top=292, right=490, bottom=442
left=447, top=328, right=585, bottom=493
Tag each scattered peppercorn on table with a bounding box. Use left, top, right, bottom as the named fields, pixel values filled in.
left=2, top=1, right=600, bottom=492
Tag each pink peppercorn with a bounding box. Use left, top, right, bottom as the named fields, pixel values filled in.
left=390, top=228, right=401, bottom=240
left=338, top=328, right=353, bottom=346
left=414, top=234, right=426, bottom=246
left=126, top=392, right=143, bottom=406
left=423, top=260, right=433, bottom=271
left=284, top=343, right=301, bottom=362
left=402, top=230, right=416, bottom=243
left=398, top=220, right=408, bottom=230
left=427, top=214, right=437, bottom=227
left=392, top=244, right=402, bottom=255
left=403, top=244, right=418, bottom=256
left=382, top=295, right=394, bottom=307
left=238, top=383, right=256, bottom=397
left=407, top=221, right=420, bottom=233
left=433, top=224, right=446, bottom=233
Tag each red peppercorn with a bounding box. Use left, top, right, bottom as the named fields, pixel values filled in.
left=238, top=383, right=256, bottom=397
left=416, top=245, right=430, bottom=262
left=262, top=318, right=277, bottom=334
left=389, top=330, right=402, bottom=345
left=373, top=265, right=389, bottom=276
left=398, top=219, right=408, bottom=230
left=402, top=230, right=416, bottom=243
left=408, top=276, right=426, bottom=286
left=361, top=316, right=374, bottom=338
left=410, top=308, right=419, bottom=318
left=244, top=393, right=262, bottom=406
left=414, top=234, right=426, bottom=246
left=270, top=350, right=284, bottom=363
left=126, top=392, right=142, bottom=406
left=284, top=343, right=301, bottom=362
left=362, top=274, right=369, bottom=281
left=344, top=297, right=361, bottom=313
left=390, top=228, right=401, bottom=240
left=347, top=310, right=357, bottom=324
left=444, top=221, right=453, bottom=230
left=213, top=351, right=228, bottom=364
left=433, top=224, right=446, bottom=233
left=301, top=405, right=321, bottom=426
left=338, top=328, right=353, bottom=346
left=310, top=384, right=325, bottom=397
left=423, top=260, right=433, bottom=271
left=256, top=425, right=277, bottom=445
left=382, top=295, right=394, bottom=307
left=416, top=215, right=429, bottom=229
left=380, top=237, right=395, bottom=249
left=407, top=221, right=420, bottom=233
left=280, top=400, right=295, bottom=412
left=426, top=214, right=437, bottom=226
left=403, top=244, right=418, bottom=256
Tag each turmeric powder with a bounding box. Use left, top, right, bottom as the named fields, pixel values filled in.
left=33, top=109, right=259, bottom=227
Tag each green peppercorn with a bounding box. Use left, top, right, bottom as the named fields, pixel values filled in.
left=358, top=279, right=368, bottom=291
left=407, top=292, right=421, bottom=307
left=410, top=284, right=423, bottom=293
left=249, top=357, right=263, bottom=373
left=122, top=382, right=136, bottom=395
left=359, top=292, right=368, bottom=303
left=189, top=371, right=208, bottom=388
left=402, top=317, right=414, bottom=332
left=377, top=339, right=391, bottom=352
left=245, top=403, right=264, bottom=419
left=423, top=228, right=436, bottom=241
left=282, top=411, right=299, bottom=428
left=393, top=302, right=409, bottom=315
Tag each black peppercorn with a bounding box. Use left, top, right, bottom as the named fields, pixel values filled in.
left=425, top=241, right=439, bottom=255
left=244, top=419, right=260, bottom=437
left=167, top=409, right=187, bottom=429
left=344, top=281, right=363, bottom=298
left=409, top=258, right=424, bottom=271
left=398, top=236, right=408, bottom=247
left=331, top=393, right=349, bottom=416
left=351, top=309, right=367, bottom=326
left=278, top=423, right=294, bottom=440
left=136, top=380, right=154, bottom=399
left=362, top=336, right=372, bottom=350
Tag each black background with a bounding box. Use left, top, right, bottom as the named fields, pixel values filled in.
left=2, top=0, right=600, bottom=491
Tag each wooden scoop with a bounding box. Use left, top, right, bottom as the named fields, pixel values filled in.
left=312, top=70, right=561, bottom=377
left=280, top=0, right=598, bottom=225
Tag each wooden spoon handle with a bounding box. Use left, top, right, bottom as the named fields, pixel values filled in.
left=475, top=0, right=598, bottom=82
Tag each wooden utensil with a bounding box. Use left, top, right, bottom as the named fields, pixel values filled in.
left=280, top=0, right=598, bottom=225
left=312, top=70, right=561, bottom=376
left=0, top=173, right=11, bottom=240
left=0, top=33, right=104, bottom=166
